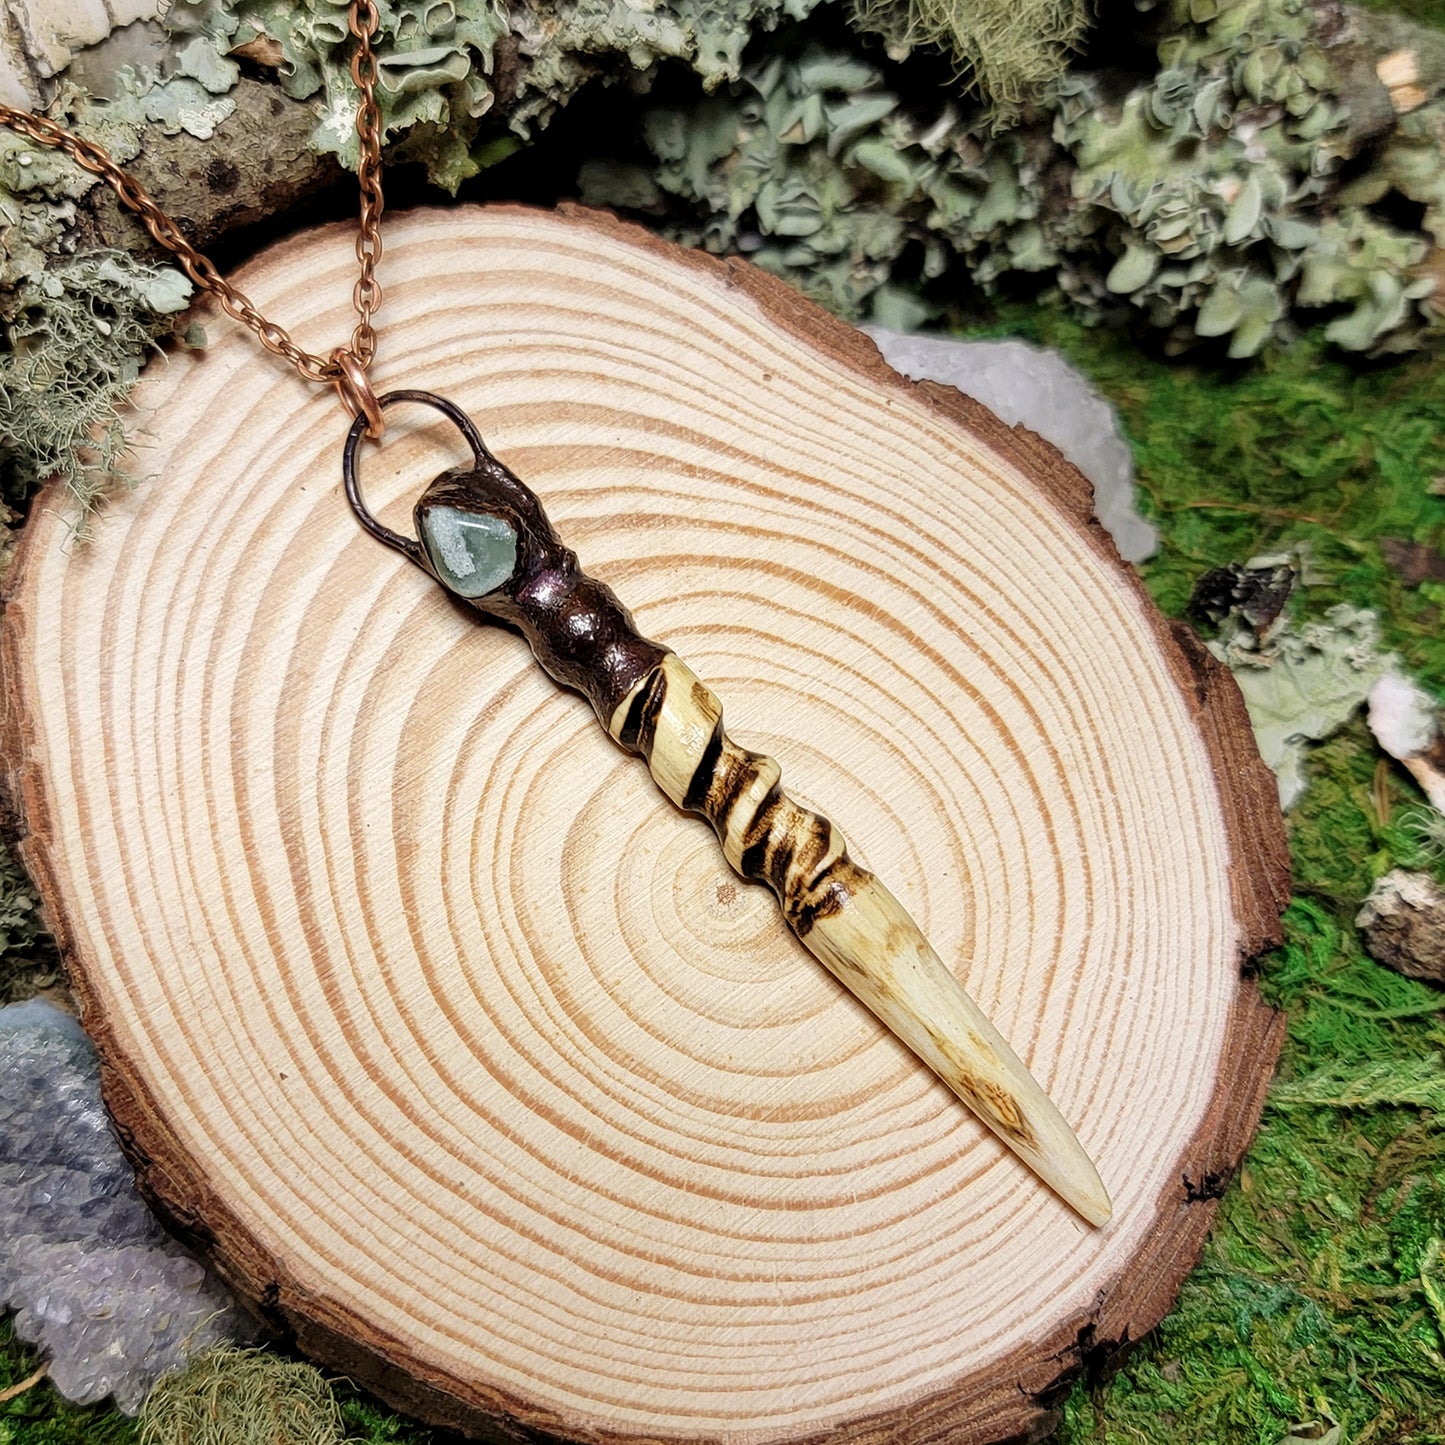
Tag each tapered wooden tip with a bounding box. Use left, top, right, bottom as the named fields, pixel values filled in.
left=1028, top=1103, right=1114, bottom=1226
left=1080, top=1176, right=1114, bottom=1227
left=799, top=869, right=1116, bottom=1225
left=961, top=988, right=1114, bottom=1226
left=608, top=652, right=1115, bottom=1222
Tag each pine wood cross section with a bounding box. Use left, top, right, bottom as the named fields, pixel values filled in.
left=0, top=205, right=1289, bottom=1444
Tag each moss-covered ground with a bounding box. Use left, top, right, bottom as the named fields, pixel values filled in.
left=995, top=314, right=1445, bottom=1444
left=4, top=314, right=1444, bottom=1444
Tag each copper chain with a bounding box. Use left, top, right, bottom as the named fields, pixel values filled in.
left=0, top=0, right=384, bottom=390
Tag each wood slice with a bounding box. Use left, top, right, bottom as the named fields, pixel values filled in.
left=0, top=205, right=1290, bottom=1443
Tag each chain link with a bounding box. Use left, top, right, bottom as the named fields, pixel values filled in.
left=0, top=1, right=384, bottom=389
left=348, top=0, right=384, bottom=366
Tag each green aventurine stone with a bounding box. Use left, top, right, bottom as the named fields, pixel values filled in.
left=419, top=506, right=518, bottom=598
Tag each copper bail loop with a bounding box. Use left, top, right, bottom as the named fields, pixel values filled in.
left=331, top=347, right=384, bottom=439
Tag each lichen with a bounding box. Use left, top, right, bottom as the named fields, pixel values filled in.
left=2, top=0, right=870, bottom=508
left=166, top=0, right=509, bottom=187
left=847, top=0, right=1089, bottom=103
left=0, top=245, right=192, bottom=513
left=0, top=44, right=253, bottom=511
left=137, top=1348, right=345, bottom=1445
left=1206, top=603, right=1397, bottom=809
left=164, top=0, right=813, bottom=189
left=582, top=0, right=1445, bottom=353
left=509, top=0, right=823, bottom=136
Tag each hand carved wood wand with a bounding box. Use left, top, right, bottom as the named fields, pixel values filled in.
left=344, top=392, right=1112, bottom=1227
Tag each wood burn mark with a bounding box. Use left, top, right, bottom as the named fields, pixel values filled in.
left=616, top=664, right=669, bottom=754
left=933, top=1033, right=1039, bottom=1150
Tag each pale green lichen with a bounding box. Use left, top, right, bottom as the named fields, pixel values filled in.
left=0, top=245, right=192, bottom=511
left=509, top=0, right=822, bottom=135
left=164, top=0, right=815, bottom=189
left=51, top=47, right=241, bottom=149
left=0, top=43, right=249, bottom=509
left=1059, top=0, right=1445, bottom=353
left=0, top=58, right=224, bottom=409
left=0, top=0, right=830, bottom=510
left=847, top=0, right=1089, bottom=103
left=0, top=0, right=326, bottom=508
left=1207, top=604, right=1397, bottom=809
left=13, top=0, right=1444, bottom=369
left=168, top=0, right=510, bottom=187
left=583, top=0, right=1445, bottom=353
left=8, top=0, right=1445, bottom=516
left=138, top=1347, right=347, bottom=1445
left=1278, top=1415, right=1343, bottom=1445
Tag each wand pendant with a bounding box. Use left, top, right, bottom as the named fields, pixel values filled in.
left=345, top=393, right=1112, bottom=1227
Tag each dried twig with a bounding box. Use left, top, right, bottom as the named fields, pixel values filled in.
left=0, top=1363, right=49, bottom=1404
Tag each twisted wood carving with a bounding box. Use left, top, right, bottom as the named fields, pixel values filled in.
left=395, top=441, right=1111, bottom=1226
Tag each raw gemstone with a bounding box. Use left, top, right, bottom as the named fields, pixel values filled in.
left=865, top=329, right=1159, bottom=565
left=419, top=505, right=517, bottom=598
left=0, top=999, right=249, bottom=1412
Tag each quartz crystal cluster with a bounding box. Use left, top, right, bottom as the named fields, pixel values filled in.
left=867, top=329, right=1158, bottom=565
left=0, top=998, right=246, bottom=1412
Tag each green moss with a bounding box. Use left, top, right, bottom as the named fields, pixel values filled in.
left=1057, top=902, right=1445, bottom=1445
left=1280, top=719, right=1445, bottom=909
left=951, top=304, right=1445, bottom=1445
left=332, top=1387, right=437, bottom=1444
